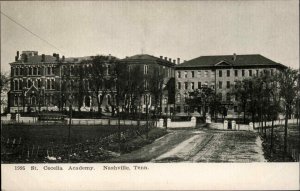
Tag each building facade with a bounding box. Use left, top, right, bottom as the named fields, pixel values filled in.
left=175, top=54, right=287, bottom=117
left=119, top=54, right=176, bottom=115
left=8, top=51, right=176, bottom=115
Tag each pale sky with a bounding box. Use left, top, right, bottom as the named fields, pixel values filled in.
left=1, top=0, right=299, bottom=72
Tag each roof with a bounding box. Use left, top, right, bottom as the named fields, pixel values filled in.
left=12, top=55, right=58, bottom=64
left=121, top=54, right=175, bottom=66
left=175, top=54, right=286, bottom=69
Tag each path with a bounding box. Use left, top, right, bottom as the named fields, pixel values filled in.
left=110, top=129, right=266, bottom=163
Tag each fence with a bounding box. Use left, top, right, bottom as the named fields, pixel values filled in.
left=156, top=117, right=196, bottom=129
left=1, top=116, right=149, bottom=127
left=253, top=118, right=298, bottom=128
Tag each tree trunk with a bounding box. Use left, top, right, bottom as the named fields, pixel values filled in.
left=68, top=105, right=72, bottom=144
left=284, top=106, right=288, bottom=156
left=270, top=119, right=274, bottom=153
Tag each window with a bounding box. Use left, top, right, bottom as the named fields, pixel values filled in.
left=37, top=79, right=41, bottom=88
left=235, top=70, right=238, bottom=77
left=144, top=65, right=148, bottom=74
left=234, top=106, right=238, bottom=112
left=226, top=93, right=231, bottom=102
left=227, top=81, right=230, bottom=89
left=218, top=93, right=223, bottom=101
left=33, top=67, right=37, bottom=75
left=211, top=71, right=215, bottom=78
left=227, top=70, right=230, bottom=77
left=47, top=67, right=51, bottom=75
left=177, top=71, right=181, bottom=78
left=184, top=106, right=189, bottom=113
left=107, top=65, right=111, bottom=75
left=271, top=69, right=274, bottom=75
left=46, top=79, right=51, bottom=90
left=177, top=82, right=181, bottom=90
left=19, top=80, right=22, bottom=90
left=144, top=80, right=149, bottom=90
left=219, top=81, right=222, bottom=89
left=249, top=70, right=252, bottom=76
left=191, top=71, right=195, bottom=78
left=176, top=106, right=181, bottom=113
left=27, top=79, right=32, bottom=88
left=38, top=67, right=41, bottom=75
left=256, top=70, right=259, bottom=76
left=29, top=67, right=32, bottom=76
left=51, top=79, right=55, bottom=89
left=184, top=82, right=188, bottom=90
left=164, top=107, right=168, bottom=113
left=14, top=80, right=18, bottom=90
left=219, top=70, right=222, bottom=77
left=184, top=71, right=187, bottom=78
left=191, top=82, right=194, bottom=90
left=198, top=82, right=201, bottom=89
left=242, top=70, right=245, bottom=77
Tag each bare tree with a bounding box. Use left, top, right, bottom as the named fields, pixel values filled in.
left=278, top=67, right=298, bottom=155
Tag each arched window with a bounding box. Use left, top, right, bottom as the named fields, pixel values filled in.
left=31, top=96, right=36, bottom=105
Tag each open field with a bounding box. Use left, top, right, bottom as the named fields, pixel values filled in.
left=1, top=123, right=167, bottom=163
left=1, top=124, right=137, bottom=146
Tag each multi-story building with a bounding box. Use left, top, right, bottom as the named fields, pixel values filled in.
left=8, top=51, right=62, bottom=113
left=120, top=54, right=176, bottom=115
left=8, top=51, right=176, bottom=115
left=175, top=54, right=287, bottom=117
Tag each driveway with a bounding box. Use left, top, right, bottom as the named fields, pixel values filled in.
left=110, top=129, right=266, bottom=163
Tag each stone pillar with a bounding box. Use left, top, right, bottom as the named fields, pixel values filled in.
left=6, top=113, right=11, bottom=120
left=205, top=116, right=211, bottom=124
left=16, top=113, right=21, bottom=122
left=232, top=120, right=236, bottom=130
left=249, top=122, right=254, bottom=131
left=167, top=118, right=171, bottom=128
left=191, top=116, right=197, bottom=127
left=157, top=118, right=164, bottom=128
left=224, top=120, right=228, bottom=129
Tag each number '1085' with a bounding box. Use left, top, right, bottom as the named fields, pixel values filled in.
left=15, top=166, right=25, bottom=170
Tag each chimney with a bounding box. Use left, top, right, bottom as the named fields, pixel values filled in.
left=233, top=53, right=237, bottom=61
left=16, top=51, right=19, bottom=60
left=177, top=58, right=180, bottom=64
left=164, top=57, right=167, bottom=60
left=41, top=54, right=45, bottom=62
left=173, top=59, right=176, bottom=64
left=62, top=55, right=65, bottom=62
left=160, top=56, right=163, bottom=59
left=169, top=58, right=172, bottom=62
left=56, top=54, right=60, bottom=61
left=53, top=53, right=56, bottom=57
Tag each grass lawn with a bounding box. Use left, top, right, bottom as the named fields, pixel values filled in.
left=1, top=124, right=167, bottom=163
left=261, top=124, right=299, bottom=162
left=1, top=124, right=136, bottom=146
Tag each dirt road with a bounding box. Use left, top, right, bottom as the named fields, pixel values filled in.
left=110, top=129, right=266, bottom=163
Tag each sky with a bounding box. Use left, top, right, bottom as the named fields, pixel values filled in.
left=1, top=0, right=299, bottom=72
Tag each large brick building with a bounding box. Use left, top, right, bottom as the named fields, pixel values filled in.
left=8, top=51, right=176, bottom=115
left=174, top=54, right=287, bottom=117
